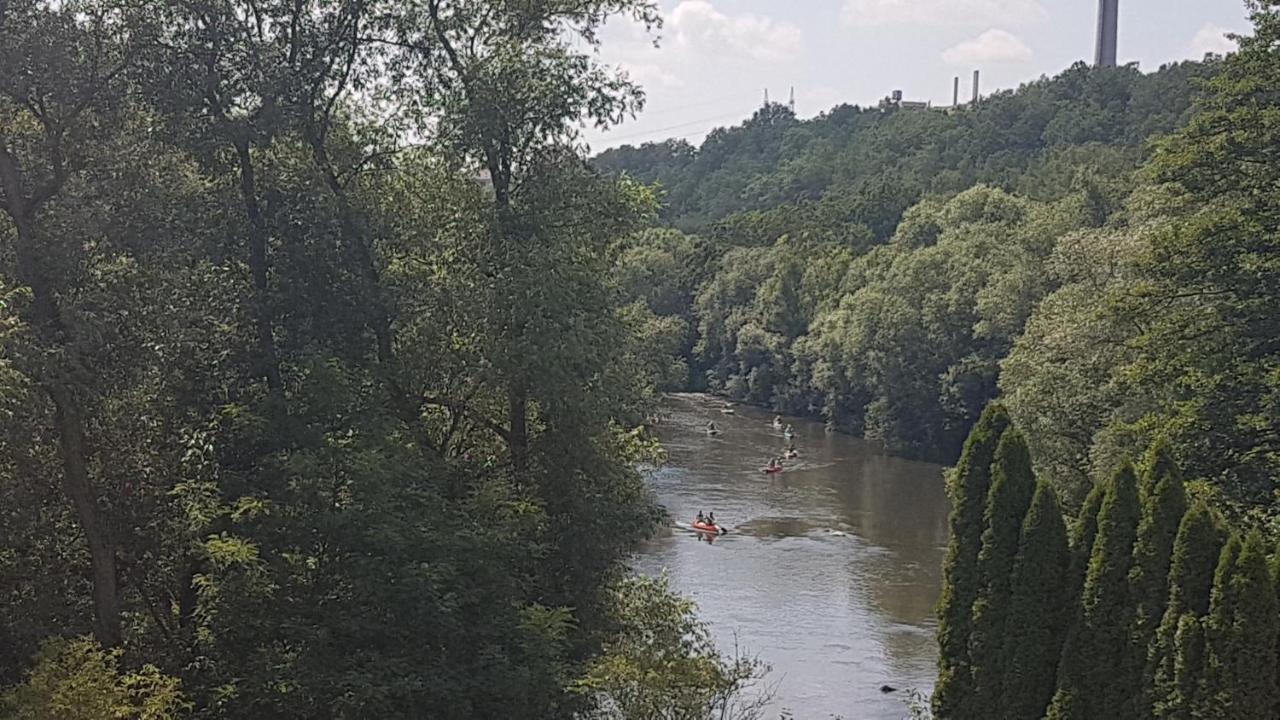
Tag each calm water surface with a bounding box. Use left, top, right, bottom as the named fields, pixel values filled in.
left=633, top=394, right=950, bottom=720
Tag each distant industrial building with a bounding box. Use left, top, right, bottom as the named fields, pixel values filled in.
left=1096, top=0, right=1119, bottom=67
left=889, top=89, right=930, bottom=110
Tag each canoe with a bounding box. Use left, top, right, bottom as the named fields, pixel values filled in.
left=692, top=521, right=724, bottom=534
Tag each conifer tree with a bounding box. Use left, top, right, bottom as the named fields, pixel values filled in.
left=934, top=403, right=1011, bottom=718
left=1150, top=502, right=1224, bottom=718
left=967, top=429, right=1037, bottom=717
left=1047, top=462, right=1141, bottom=720
left=1129, top=443, right=1186, bottom=710
left=999, top=480, right=1072, bottom=720
left=1273, top=543, right=1280, bottom=720
left=1068, top=482, right=1106, bottom=601
left=1202, top=532, right=1278, bottom=719
left=1162, top=613, right=1207, bottom=720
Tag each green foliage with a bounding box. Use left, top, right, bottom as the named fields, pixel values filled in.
left=1070, top=483, right=1107, bottom=592
left=999, top=481, right=1072, bottom=720
left=932, top=403, right=1010, bottom=718
left=999, top=226, right=1149, bottom=505
left=967, top=429, right=1037, bottom=716
left=997, top=1, right=1280, bottom=520
left=1130, top=443, right=1188, bottom=698
left=1150, top=502, right=1227, bottom=719
left=595, top=62, right=1212, bottom=231
left=1, top=638, right=186, bottom=720
left=0, top=0, right=692, bottom=717
left=574, top=574, right=772, bottom=720
left=1047, top=462, right=1141, bottom=720
left=1126, top=0, right=1280, bottom=507
left=1165, top=613, right=1208, bottom=720
left=1201, top=531, right=1279, bottom=719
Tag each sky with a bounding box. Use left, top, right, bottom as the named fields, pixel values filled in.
left=582, top=0, right=1254, bottom=151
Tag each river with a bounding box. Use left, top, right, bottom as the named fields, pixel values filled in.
left=633, top=394, right=951, bottom=720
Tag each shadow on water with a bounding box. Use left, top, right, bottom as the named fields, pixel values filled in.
left=634, top=393, right=950, bottom=720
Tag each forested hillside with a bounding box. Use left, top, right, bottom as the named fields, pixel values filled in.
left=595, top=60, right=1212, bottom=233
left=603, top=31, right=1280, bottom=530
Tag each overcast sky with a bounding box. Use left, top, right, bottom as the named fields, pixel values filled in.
left=582, top=0, right=1253, bottom=151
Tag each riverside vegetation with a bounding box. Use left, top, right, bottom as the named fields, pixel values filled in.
left=601, top=1, right=1280, bottom=532
left=0, top=0, right=765, bottom=717
left=3, top=0, right=1280, bottom=717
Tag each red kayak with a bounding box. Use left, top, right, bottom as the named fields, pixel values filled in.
left=763, top=465, right=783, bottom=475
left=692, top=521, right=724, bottom=535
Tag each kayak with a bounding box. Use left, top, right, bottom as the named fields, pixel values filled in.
left=692, top=521, right=725, bottom=535
left=720, top=408, right=735, bottom=415
left=763, top=466, right=783, bottom=475
left=707, top=429, right=721, bottom=436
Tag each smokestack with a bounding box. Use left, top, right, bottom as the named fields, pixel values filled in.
left=953, top=76, right=960, bottom=106
left=1095, top=0, right=1118, bottom=67
left=972, top=70, right=980, bottom=103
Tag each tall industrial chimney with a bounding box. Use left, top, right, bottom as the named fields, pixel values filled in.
left=972, top=70, right=980, bottom=103
left=953, top=76, right=960, bottom=107
left=1095, top=0, right=1118, bottom=67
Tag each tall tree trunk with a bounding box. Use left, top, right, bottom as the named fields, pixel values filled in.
left=488, top=151, right=529, bottom=480
left=233, top=136, right=282, bottom=391
left=303, top=128, right=393, bottom=364
left=8, top=208, right=122, bottom=647
left=509, top=381, right=529, bottom=479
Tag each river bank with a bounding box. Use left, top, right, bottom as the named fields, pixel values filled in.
left=634, top=393, right=950, bottom=719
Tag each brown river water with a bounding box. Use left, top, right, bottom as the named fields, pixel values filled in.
left=632, top=394, right=951, bottom=719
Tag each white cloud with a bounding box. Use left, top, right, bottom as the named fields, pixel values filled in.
left=619, top=61, right=685, bottom=90
left=841, top=0, right=1046, bottom=28
left=1189, top=23, right=1237, bottom=58
left=942, top=29, right=1033, bottom=65
left=670, top=1, right=803, bottom=62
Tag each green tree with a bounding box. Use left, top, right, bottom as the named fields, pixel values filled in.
left=999, top=481, right=1073, bottom=720
left=1129, top=443, right=1187, bottom=703
left=1150, top=502, right=1226, bottom=719
left=1128, top=0, right=1280, bottom=506
left=1047, top=462, right=1141, bottom=720
left=1163, top=614, right=1207, bottom=720
left=1, top=637, right=186, bottom=720
left=967, top=429, right=1037, bottom=716
left=574, top=574, right=772, bottom=720
left=1069, top=482, right=1107, bottom=601
left=0, top=0, right=140, bottom=648
left=933, top=403, right=1011, bottom=718
left=1202, top=531, right=1279, bottom=719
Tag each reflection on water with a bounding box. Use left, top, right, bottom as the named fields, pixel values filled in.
left=633, top=394, right=950, bottom=720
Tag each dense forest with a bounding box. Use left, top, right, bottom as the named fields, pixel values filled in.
left=600, top=5, right=1279, bottom=530
left=3, top=0, right=1279, bottom=715
left=930, top=6, right=1280, bottom=717
left=598, top=59, right=1223, bottom=469
left=601, top=0, right=1280, bottom=717
left=934, top=405, right=1279, bottom=720
left=0, top=0, right=765, bottom=717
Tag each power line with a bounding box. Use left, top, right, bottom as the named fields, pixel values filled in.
left=596, top=106, right=757, bottom=145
